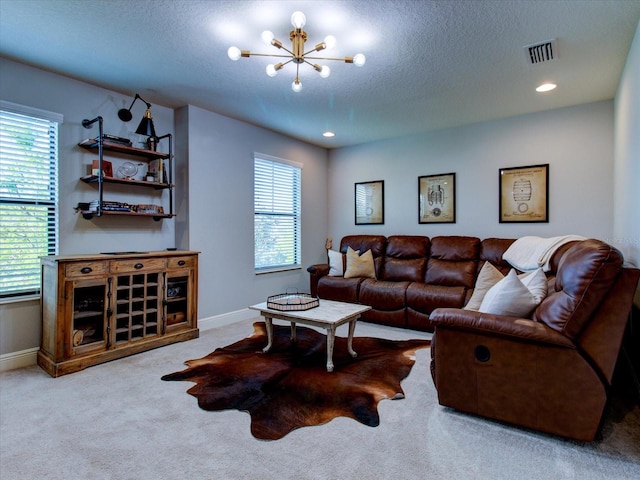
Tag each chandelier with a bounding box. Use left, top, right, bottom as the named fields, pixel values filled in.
left=227, top=11, right=366, bottom=92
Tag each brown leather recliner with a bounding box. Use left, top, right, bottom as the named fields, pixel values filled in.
left=430, top=239, right=640, bottom=441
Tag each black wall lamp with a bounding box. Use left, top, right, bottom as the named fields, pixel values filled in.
left=118, top=93, right=156, bottom=137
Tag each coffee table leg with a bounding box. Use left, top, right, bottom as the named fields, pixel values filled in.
left=263, top=316, right=273, bottom=353
left=326, top=325, right=336, bottom=372
left=347, top=318, right=358, bottom=358
left=290, top=321, right=297, bottom=343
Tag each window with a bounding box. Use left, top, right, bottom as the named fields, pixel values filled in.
left=254, top=154, right=302, bottom=273
left=0, top=101, right=61, bottom=299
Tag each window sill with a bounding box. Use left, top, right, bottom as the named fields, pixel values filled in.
left=0, top=294, right=40, bottom=306
left=255, top=266, right=302, bottom=275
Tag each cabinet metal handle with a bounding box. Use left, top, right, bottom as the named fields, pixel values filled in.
left=81, top=267, right=92, bottom=274
left=134, top=263, right=144, bottom=269
left=178, top=260, right=185, bottom=266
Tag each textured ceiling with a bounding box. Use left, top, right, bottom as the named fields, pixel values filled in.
left=1, top=0, right=639, bottom=148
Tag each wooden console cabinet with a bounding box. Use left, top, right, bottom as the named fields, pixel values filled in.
left=38, top=251, right=199, bottom=377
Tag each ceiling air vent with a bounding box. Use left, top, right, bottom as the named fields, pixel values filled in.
left=524, top=39, right=558, bottom=65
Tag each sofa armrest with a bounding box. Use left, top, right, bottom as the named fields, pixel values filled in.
left=430, top=308, right=574, bottom=348
left=307, top=263, right=329, bottom=275
left=307, top=263, right=330, bottom=297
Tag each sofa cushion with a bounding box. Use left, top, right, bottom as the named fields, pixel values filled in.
left=479, top=268, right=547, bottom=317
left=317, top=276, right=364, bottom=304
left=479, top=238, right=515, bottom=275
left=344, top=247, right=376, bottom=279
left=464, top=261, right=505, bottom=311
left=425, top=236, right=479, bottom=288
left=406, top=283, right=467, bottom=314
left=327, top=250, right=344, bottom=276
left=358, top=279, right=410, bottom=310
left=382, top=235, right=429, bottom=282
left=340, top=235, right=386, bottom=278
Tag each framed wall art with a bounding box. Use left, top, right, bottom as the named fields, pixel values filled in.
left=499, top=164, right=549, bottom=223
left=355, top=180, right=384, bottom=225
left=419, top=172, right=456, bottom=223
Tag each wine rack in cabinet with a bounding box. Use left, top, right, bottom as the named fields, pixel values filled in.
left=38, top=251, right=199, bottom=377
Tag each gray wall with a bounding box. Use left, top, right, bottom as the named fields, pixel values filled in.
left=327, top=101, right=615, bottom=246
left=614, top=20, right=640, bottom=269
left=0, top=58, right=176, bottom=355
left=177, top=104, right=329, bottom=320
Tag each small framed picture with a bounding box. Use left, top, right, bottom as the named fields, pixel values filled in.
left=355, top=180, right=384, bottom=225
left=419, top=173, right=456, bottom=223
left=499, top=164, right=549, bottom=223
left=92, top=159, right=113, bottom=178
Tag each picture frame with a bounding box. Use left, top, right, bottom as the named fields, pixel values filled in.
left=419, top=172, right=456, bottom=223
left=499, top=164, right=549, bottom=223
left=355, top=180, right=384, bottom=225
left=92, top=159, right=113, bottom=178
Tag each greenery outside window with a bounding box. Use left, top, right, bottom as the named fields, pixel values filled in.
left=0, top=101, right=62, bottom=299
left=254, top=153, right=302, bottom=273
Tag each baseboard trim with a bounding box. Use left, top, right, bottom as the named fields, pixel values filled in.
left=0, top=347, right=38, bottom=373
left=198, top=308, right=257, bottom=331
left=1, top=309, right=259, bottom=373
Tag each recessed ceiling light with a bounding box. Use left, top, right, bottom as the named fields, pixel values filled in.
left=536, top=83, right=557, bottom=93
left=323, top=131, right=335, bottom=138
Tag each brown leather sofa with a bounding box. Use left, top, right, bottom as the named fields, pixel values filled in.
left=309, top=235, right=529, bottom=331
left=308, top=235, right=640, bottom=441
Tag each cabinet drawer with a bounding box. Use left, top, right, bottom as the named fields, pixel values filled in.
left=167, top=256, right=195, bottom=269
left=65, top=262, right=107, bottom=278
left=110, top=258, right=166, bottom=273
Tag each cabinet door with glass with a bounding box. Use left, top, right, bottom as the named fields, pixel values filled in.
left=164, top=255, right=198, bottom=331
left=66, top=277, right=110, bottom=356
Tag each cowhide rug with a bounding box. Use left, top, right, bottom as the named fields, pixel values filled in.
left=162, top=322, right=430, bottom=440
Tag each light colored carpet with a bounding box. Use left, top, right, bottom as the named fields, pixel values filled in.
left=1, top=318, right=639, bottom=480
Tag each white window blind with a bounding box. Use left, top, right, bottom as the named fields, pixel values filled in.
left=0, top=102, right=61, bottom=298
left=254, top=154, right=301, bottom=272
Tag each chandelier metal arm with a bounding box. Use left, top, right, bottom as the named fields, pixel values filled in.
left=244, top=52, right=294, bottom=59
left=302, top=55, right=356, bottom=62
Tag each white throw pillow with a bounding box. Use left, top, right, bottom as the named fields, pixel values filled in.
left=327, top=249, right=344, bottom=277
left=464, top=262, right=505, bottom=311
left=479, top=268, right=547, bottom=318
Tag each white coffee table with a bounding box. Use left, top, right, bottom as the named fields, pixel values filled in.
left=249, top=299, right=371, bottom=372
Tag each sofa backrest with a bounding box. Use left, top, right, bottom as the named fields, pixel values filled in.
left=478, top=238, right=515, bottom=275
left=339, top=235, right=387, bottom=277
left=381, top=235, right=430, bottom=282
left=533, top=239, right=624, bottom=340
left=425, top=236, right=480, bottom=288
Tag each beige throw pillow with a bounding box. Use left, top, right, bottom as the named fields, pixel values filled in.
left=327, top=249, right=344, bottom=277
left=479, top=268, right=547, bottom=318
left=464, top=262, right=505, bottom=311
left=344, top=247, right=376, bottom=279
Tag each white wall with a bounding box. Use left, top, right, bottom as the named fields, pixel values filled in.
left=0, top=58, right=176, bottom=355
left=614, top=20, right=640, bottom=269
left=327, top=101, right=615, bottom=245
left=174, top=105, right=329, bottom=320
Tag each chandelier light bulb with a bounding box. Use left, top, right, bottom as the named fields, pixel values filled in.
left=292, top=78, right=302, bottom=92
left=291, top=11, right=306, bottom=29
left=227, top=46, right=241, bottom=61
left=266, top=64, right=278, bottom=77
left=319, top=65, right=331, bottom=78
left=324, top=35, right=336, bottom=50
left=261, top=30, right=275, bottom=45
left=353, top=53, right=366, bottom=67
